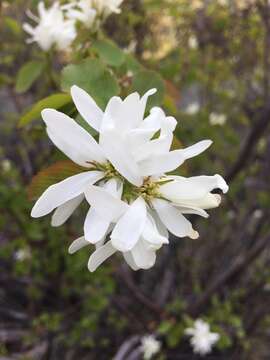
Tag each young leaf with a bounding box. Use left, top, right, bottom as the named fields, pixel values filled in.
left=131, top=70, right=165, bottom=109
left=19, top=93, right=72, bottom=127
left=15, top=61, right=44, bottom=93
left=28, top=161, right=86, bottom=200
left=92, top=39, right=125, bottom=67
left=61, top=59, right=120, bottom=109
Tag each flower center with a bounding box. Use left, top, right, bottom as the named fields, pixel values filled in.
left=89, top=161, right=164, bottom=203
left=88, top=161, right=123, bottom=180
left=138, top=178, right=161, bottom=201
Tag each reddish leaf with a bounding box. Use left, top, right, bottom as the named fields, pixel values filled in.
left=28, top=160, right=86, bottom=201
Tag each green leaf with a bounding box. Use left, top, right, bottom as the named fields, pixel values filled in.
left=28, top=161, right=86, bottom=200
left=15, top=61, right=44, bottom=93
left=61, top=59, right=120, bottom=109
left=4, top=16, right=22, bottom=36
left=124, top=54, right=143, bottom=72
left=92, top=39, right=125, bottom=67
left=131, top=70, right=165, bottom=109
left=19, top=93, right=72, bottom=127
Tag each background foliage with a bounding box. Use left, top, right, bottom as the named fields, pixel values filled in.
left=1, top=0, right=270, bottom=358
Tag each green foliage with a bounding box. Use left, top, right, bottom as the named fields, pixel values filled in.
left=19, top=93, right=72, bottom=126
left=131, top=70, right=165, bottom=108
left=92, top=38, right=125, bottom=67
left=15, top=61, right=44, bottom=93
left=61, top=59, right=120, bottom=109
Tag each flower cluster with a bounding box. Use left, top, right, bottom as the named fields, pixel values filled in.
left=23, top=2, right=76, bottom=51
left=141, top=335, right=161, bottom=360
left=23, top=0, right=124, bottom=51
left=185, top=319, right=220, bottom=355
left=31, top=85, right=228, bottom=272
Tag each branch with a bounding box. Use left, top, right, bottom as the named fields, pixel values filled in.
left=116, top=265, right=166, bottom=319
left=187, top=233, right=270, bottom=317
left=113, top=335, right=140, bottom=360
left=225, top=104, right=270, bottom=183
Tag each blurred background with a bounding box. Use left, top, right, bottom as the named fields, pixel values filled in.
left=1, top=0, right=270, bottom=358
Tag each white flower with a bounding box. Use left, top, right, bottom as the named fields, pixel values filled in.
left=93, top=0, right=124, bottom=17
left=66, top=0, right=123, bottom=23
left=209, top=113, right=227, bottom=126
left=2, top=159, right=11, bottom=172
left=227, top=210, right=235, bottom=220
left=185, top=102, right=200, bottom=115
left=188, top=35, right=198, bottom=49
left=253, top=209, right=263, bottom=219
left=141, top=335, right=161, bottom=360
left=14, top=248, right=31, bottom=261
left=23, top=2, right=76, bottom=51
left=31, top=85, right=228, bottom=272
left=31, top=86, right=173, bottom=267
left=217, top=0, right=228, bottom=6
left=64, top=1, right=97, bottom=28
left=185, top=319, right=220, bottom=356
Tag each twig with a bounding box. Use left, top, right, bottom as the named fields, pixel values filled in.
left=113, top=335, right=140, bottom=360
left=225, top=104, right=270, bottom=183
left=116, top=265, right=166, bottom=319
left=188, top=233, right=270, bottom=316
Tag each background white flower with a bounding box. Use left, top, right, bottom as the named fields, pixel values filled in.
left=185, top=319, right=220, bottom=356
left=188, top=35, right=198, bottom=49
left=23, top=2, right=76, bottom=51
left=141, top=335, right=161, bottom=360
left=93, top=0, right=124, bottom=17
left=14, top=248, right=31, bottom=261
left=209, top=112, right=227, bottom=126
left=185, top=102, right=200, bottom=115
left=64, top=0, right=97, bottom=28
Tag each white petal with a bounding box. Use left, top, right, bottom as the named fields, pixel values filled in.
left=84, top=207, right=110, bottom=244
left=128, top=129, right=157, bottom=149
left=139, top=140, right=212, bottom=176
left=42, top=109, right=106, bottom=166
left=162, top=116, right=177, bottom=132
left=183, top=193, right=221, bottom=209
left=123, top=252, right=140, bottom=271
left=150, top=209, right=169, bottom=239
left=31, top=171, right=103, bottom=218
left=134, top=132, right=173, bottom=162
left=84, top=184, right=128, bottom=222
left=71, top=85, right=103, bottom=131
left=99, top=129, right=143, bottom=186
left=138, top=88, right=157, bottom=121
left=88, top=240, right=116, bottom=272
left=178, top=140, right=212, bottom=160
left=131, top=239, right=156, bottom=269
left=160, top=174, right=228, bottom=202
left=114, top=92, right=141, bottom=131
left=139, top=151, right=184, bottom=176
left=152, top=199, right=199, bottom=239
left=142, top=214, right=169, bottom=250
left=22, top=23, right=35, bottom=35
left=111, top=197, right=147, bottom=252
left=140, top=107, right=163, bottom=131
left=51, top=194, right=84, bottom=227
left=101, top=96, right=122, bottom=132
left=173, top=204, right=209, bottom=218
left=68, top=236, right=89, bottom=254
left=103, top=178, right=123, bottom=199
